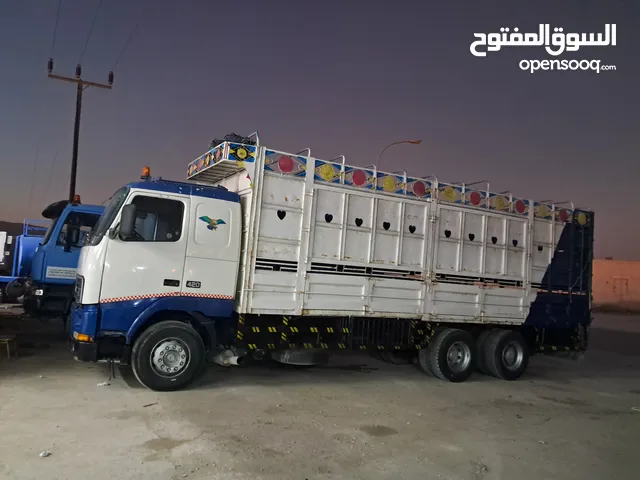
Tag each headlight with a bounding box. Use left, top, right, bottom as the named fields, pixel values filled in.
left=34, top=289, right=44, bottom=296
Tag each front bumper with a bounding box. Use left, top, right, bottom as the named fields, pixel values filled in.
left=68, top=303, right=99, bottom=362
left=70, top=339, right=98, bottom=362
left=23, top=282, right=74, bottom=317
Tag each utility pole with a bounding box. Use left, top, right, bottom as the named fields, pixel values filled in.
left=47, top=59, right=113, bottom=202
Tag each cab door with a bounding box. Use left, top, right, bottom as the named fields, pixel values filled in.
left=98, top=192, right=189, bottom=331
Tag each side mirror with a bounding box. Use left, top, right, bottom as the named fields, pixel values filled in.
left=64, top=226, right=80, bottom=252
left=119, top=204, right=137, bottom=239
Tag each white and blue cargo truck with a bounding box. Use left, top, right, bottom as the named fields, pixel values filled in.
left=69, top=135, right=594, bottom=391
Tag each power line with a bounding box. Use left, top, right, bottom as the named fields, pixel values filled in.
left=50, top=0, right=62, bottom=57
left=79, top=0, right=103, bottom=64
left=42, top=150, right=59, bottom=203
left=112, top=1, right=146, bottom=70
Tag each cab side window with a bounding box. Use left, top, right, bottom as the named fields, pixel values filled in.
left=126, top=196, right=184, bottom=242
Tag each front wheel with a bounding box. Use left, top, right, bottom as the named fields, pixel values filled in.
left=131, top=320, right=206, bottom=391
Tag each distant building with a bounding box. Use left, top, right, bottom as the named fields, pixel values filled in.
left=592, top=259, right=640, bottom=312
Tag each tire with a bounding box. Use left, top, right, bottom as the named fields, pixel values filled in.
left=483, top=329, right=529, bottom=381
left=5, top=278, right=26, bottom=302
left=416, top=345, right=435, bottom=376
left=380, top=351, right=412, bottom=365
left=131, top=320, right=206, bottom=392
left=428, top=328, right=476, bottom=383
left=475, top=329, right=493, bottom=375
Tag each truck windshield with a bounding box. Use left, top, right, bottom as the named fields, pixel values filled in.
left=41, top=218, right=60, bottom=245
left=57, top=212, right=101, bottom=247
left=87, top=187, right=129, bottom=246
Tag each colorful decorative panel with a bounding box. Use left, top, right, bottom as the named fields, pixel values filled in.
left=533, top=202, right=553, bottom=220
left=314, top=161, right=342, bottom=183
left=376, top=172, right=405, bottom=194
left=512, top=197, right=529, bottom=216
left=187, top=143, right=226, bottom=178
left=555, top=208, right=572, bottom=223
left=438, top=183, right=463, bottom=203
left=406, top=178, right=432, bottom=198
left=227, top=143, right=256, bottom=163
left=344, top=166, right=374, bottom=189
left=264, top=150, right=307, bottom=176
left=184, top=143, right=583, bottom=228
left=465, top=189, right=486, bottom=208
left=488, top=193, right=510, bottom=212
left=574, top=210, right=589, bottom=226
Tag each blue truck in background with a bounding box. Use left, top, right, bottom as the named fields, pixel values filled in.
left=0, top=219, right=50, bottom=289
left=0, top=196, right=104, bottom=319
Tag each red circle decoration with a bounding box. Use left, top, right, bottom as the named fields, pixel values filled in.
left=412, top=181, right=426, bottom=197
left=469, top=191, right=482, bottom=205
left=558, top=209, right=569, bottom=222
left=352, top=169, right=366, bottom=186
left=515, top=199, right=526, bottom=214
left=278, top=155, right=294, bottom=173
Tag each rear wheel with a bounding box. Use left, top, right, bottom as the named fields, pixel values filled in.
left=427, top=328, right=476, bottom=383
left=483, top=330, right=529, bottom=381
left=131, top=320, right=206, bottom=391
left=416, top=346, right=434, bottom=376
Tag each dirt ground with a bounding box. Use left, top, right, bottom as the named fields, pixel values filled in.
left=0, top=312, right=639, bottom=480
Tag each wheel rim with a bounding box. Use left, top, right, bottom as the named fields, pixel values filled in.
left=446, top=341, right=472, bottom=373
left=150, top=338, right=191, bottom=377
left=502, top=341, right=525, bottom=371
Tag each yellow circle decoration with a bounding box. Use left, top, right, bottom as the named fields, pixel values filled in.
left=319, top=163, right=336, bottom=181
left=236, top=147, right=248, bottom=160
left=577, top=212, right=587, bottom=225
left=383, top=176, right=396, bottom=192
left=538, top=204, right=550, bottom=217
left=442, top=186, right=456, bottom=202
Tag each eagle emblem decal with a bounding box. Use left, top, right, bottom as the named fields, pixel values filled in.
left=199, top=216, right=226, bottom=231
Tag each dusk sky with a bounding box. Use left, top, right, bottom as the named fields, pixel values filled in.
left=0, top=1, right=638, bottom=259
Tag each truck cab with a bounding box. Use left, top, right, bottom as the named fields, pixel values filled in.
left=70, top=172, right=241, bottom=389
left=23, top=197, right=104, bottom=318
